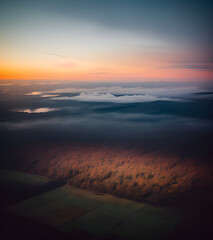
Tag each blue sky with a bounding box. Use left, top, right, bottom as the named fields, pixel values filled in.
left=1, top=0, right=212, bottom=81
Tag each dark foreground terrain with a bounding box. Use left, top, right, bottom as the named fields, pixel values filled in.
left=2, top=142, right=213, bottom=208
left=1, top=81, right=213, bottom=239
left=1, top=169, right=213, bottom=240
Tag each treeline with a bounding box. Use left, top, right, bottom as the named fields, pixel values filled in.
left=4, top=143, right=213, bottom=207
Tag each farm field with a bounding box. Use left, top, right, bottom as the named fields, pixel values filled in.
left=1, top=169, right=182, bottom=240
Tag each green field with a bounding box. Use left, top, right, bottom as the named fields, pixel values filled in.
left=1, top=170, right=182, bottom=240
left=0, top=169, right=50, bottom=186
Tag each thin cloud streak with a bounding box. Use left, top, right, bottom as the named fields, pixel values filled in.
left=42, top=52, right=93, bottom=63
left=158, top=64, right=213, bottom=71
left=12, top=108, right=60, bottom=113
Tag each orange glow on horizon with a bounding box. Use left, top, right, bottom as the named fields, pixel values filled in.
left=1, top=59, right=212, bottom=81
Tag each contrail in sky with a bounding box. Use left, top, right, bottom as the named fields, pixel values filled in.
left=42, top=52, right=92, bottom=62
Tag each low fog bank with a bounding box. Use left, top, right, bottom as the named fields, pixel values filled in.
left=1, top=81, right=213, bottom=208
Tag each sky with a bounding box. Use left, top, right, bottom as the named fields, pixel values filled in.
left=0, top=0, right=212, bottom=82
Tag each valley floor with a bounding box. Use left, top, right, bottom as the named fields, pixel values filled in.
left=1, top=169, right=213, bottom=240
left=1, top=169, right=182, bottom=240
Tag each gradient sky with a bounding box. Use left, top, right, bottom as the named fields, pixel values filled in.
left=0, top=0, right=212, bottom=81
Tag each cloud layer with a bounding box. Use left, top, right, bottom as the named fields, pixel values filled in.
left=24, top=85, right=203, bottom=103
left=51, top=93, right=180, bottom=103
left=48, top=86, right=199, bottom=97
left=12, top=108, right=59, bottom=113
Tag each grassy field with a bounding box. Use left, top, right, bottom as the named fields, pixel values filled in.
left=1, top=169, right=182, bottom=240
left=0, top=169, right=50, bottom=186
